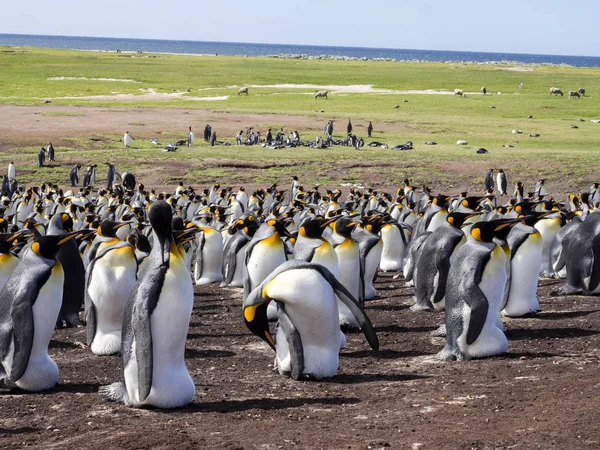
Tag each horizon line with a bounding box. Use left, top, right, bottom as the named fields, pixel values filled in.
left=1, top=32, right=599, bottom=60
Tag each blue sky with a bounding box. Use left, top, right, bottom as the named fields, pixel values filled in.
left=4, top=0, right=599, bottom=56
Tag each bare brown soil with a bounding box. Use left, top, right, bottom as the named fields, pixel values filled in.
left=1, top=275, right=599, bottom=450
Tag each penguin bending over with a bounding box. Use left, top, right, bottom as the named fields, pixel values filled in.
left=554, top=211, right=600, bottom=295
left=0, top=232, right=85, bottom=391
left=549, top=215, right=582, bottom=279
left=243, top=260, right=378, bottom=380
left=100, top=201, right=195, bottom=408
left=438, top=220, right=516, bottom=360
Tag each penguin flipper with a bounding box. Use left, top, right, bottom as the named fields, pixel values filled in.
left=131, top=264, right=167, bottom=402
left=587, top=234, right=600, bottom=293
left=465, top=286, right=489, bottom=346
left=5, top=267, right=52, bottom=381
left=276, top=302, right=304, bottom=380
left=193, top=232, right=205, bottom=282
left=314, top=265, right=379, bottom=351
left=85, top=259, right=98, bottom=345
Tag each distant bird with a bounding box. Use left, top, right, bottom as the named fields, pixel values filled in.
left=484, top=169, right=494, bottom=191
left=512, top=129, right=522, bottom=134
left=150, top=139, right=161, bottom=145
left=496, top=169, right=507, bottom=195
left=7, top=162, right=16, bottom=180
left=123, top=131, right=133, bottom=147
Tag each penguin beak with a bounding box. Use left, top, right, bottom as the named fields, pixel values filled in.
left=57, top=229, right=95, bottom=245
left=242, top=286, right=275, bottom=350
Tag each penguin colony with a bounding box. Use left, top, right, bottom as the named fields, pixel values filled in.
left=0, top=165, right=596, bottom=408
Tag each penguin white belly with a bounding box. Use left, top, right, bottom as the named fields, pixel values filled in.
left=464, top=246, right=508, bottom=358
left=503, top=233, right=543, bottom=317
left=312, top=244, right=339, bottom=278
left=138, top=255, right=195, bottom=408
left=269, top=270, right=341, bottom=379
left=536, top=220, right=561, bottom=276
left=427, top=211, right=448, bottom=232
left=194, top=230, right=223, bottom=285
left=335, top=241, right=361, bottom=329
left=380, top=225, right=406, bottom=272
left=88, top=247, right=137, bottom=355
left=16, top=264, right=64, bottom=391
left=364, top=240, right=383, bottom=300
left=248, top=237, right=286, bottom=290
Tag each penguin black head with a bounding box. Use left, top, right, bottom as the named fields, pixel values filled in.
left=31, top=230, right=94, bottom=260
left=267, top=219, right=293, bottom=239
left=299, top=217, right=337, bottom=239
left=468, top=220, right=517, bottom=243
left=432, top=194, right=450, bottom=209
left=97, top=220, right=128, bottom=237
left=333, top=216, right=360, bottom=238
left=171, top=216, right=185, bottom=232
left=447, top=212, right=477, bottom=228
left=243, top=285, right=275, bottom=350
left=149, top=200, right=173, bottom=238
left=0, top=232, right=24, bottom=254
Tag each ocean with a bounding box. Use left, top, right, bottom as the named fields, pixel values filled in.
left=1, top=33, right=599, bottom=68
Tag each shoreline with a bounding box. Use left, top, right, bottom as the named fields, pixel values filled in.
left=0, top=44, right=581, bottom=68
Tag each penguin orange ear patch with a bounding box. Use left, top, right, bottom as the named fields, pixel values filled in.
left=471, top=227, right=482, bottom=241
left=31, top=242, right=41, bottom=255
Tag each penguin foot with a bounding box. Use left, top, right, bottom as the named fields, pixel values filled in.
left=430, top=324, right=447, bottom=337
left=340, top=322, right=361, bottom=333
left=410, top=302, right=434, bottom=312
left=550, top=285, right=582, bottom=297
left=99, top=382, right=127, bottom=404
left=436, top=347, right=465, bottom=361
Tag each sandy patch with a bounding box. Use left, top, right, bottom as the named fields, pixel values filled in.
left=47, top=88, right=229, bottom=102
left=47, top=77, right=140, bottom=83
left=248, top=84, right=397, bottom=94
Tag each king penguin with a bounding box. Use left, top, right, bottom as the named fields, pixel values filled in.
left=555, top=210, right=600, bottom=295
left=353, top=215, right=384, bottom=301
left=221, top=216, right=259, bottom=288
left=412, top=212, right=471, bottom=312
left=0, top=232, right=86, bottom=391
left=243, top=219, right=292, bottom=300
left=0, top=232, right=22, bottom=293
left=85, top=222, right=138, bottom=355
left=501, top=215, right=545, bottom=317
left=100, top=200, right=195, bottom=408
left=192, top=224, right=224, bottom=285
left=243, top=260, right=378, bottom=380
left=438, top=220, right=516, bottom=360
left=379, top=217, right=412, bottom=272
left=47, top=212, right=88, bottom=328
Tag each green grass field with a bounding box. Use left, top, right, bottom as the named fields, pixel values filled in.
left=1, top=46, right=600, bottom=193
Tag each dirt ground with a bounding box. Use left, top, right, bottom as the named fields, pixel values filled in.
left=1, top=105, right=599, bottom=449
left=0, top=274, right=599, bottom=450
